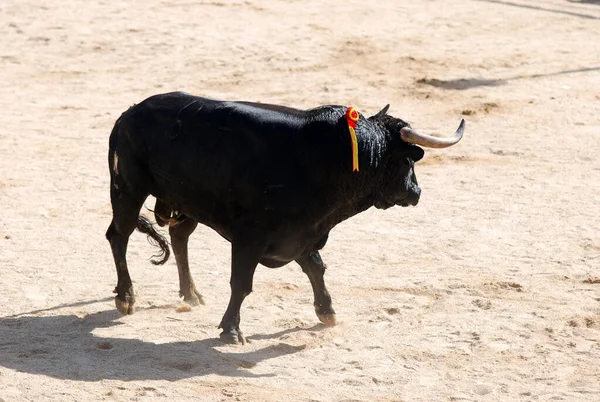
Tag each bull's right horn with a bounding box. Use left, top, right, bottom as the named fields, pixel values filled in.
left=400, top=119, right=465, bottom=148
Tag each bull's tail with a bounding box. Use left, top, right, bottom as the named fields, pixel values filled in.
left=136, top=216, right=171, bottom=265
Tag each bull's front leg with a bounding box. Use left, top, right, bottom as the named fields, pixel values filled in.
left=218, top=239, right=265, bottom=345
left=296, top=251, right=336, bottom=326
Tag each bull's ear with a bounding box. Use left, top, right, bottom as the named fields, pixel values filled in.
left=408, top=145, right=424, bottom=162
left=371, top=104, right=390, bottom=119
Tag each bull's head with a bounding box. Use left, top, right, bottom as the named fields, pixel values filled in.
left=368, top=105, right=465, bottom=210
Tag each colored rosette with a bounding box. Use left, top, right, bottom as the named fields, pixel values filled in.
left=345, top=107, right=359, bottom=128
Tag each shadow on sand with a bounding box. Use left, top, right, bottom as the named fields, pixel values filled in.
left=417, top=66, right=600, bottom=91
left=0, top=306, right=315, bottom=381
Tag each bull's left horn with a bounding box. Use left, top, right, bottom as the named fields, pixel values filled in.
left=400, top=119, right=465, bottom=148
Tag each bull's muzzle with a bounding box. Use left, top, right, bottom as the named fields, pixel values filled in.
left=400, top=186, right=421, bottom=207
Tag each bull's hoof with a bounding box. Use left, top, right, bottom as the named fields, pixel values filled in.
left=315, top=305, right=337, bottom=326
left=317, top=313, right=337, bottom=326
left=180, top=287, right=206, bottom=306
left=219, top=329, right=246, bottom=345
left=182, top=291, right=205, bottom=306
left=183, top=296, right=201, bottom=306
left=115, top=295, right=135, bottom=315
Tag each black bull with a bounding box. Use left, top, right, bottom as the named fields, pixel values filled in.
left=105, top=92, right=464, bottom=344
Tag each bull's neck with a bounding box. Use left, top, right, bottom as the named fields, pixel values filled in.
left=317, top=155, right=388, bottom=231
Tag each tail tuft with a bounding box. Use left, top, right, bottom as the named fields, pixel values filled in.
left=136, top=216, right=171, bottom=265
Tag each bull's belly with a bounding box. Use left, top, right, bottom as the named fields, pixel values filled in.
left=200, top=218, right=323, bottom=266
left=150, top=191, right=329, bottom=265
left=261, top=242, right=308, bottom=266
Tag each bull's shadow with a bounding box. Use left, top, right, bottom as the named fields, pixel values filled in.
left=0, top=307, right=309, bottom=381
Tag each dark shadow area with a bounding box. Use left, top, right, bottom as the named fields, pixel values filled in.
left=476, top=0, right=600, bottom=19
left=417, top=78, right=507, bottom=90
left=0, top=309, right=313, bottom=381
left=417, top=66, right=600, bottom=91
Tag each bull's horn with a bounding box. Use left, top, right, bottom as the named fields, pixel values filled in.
left=400, top=119, right=465, bottom=148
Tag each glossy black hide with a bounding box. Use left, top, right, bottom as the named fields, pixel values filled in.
left=105, top=92, right=423, bottom=344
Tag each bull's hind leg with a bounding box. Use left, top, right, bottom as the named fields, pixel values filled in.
left=296, top=251, right=336, bottom=326
left=169, top=218, right=205, bottom=306
left=106, top=190, right=146, bottom=315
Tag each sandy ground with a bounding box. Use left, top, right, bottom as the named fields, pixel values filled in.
left=1, top=0, right=600, bottom=401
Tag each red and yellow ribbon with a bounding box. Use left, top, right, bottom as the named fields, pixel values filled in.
left=345, top=107, right=360, bottom=172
